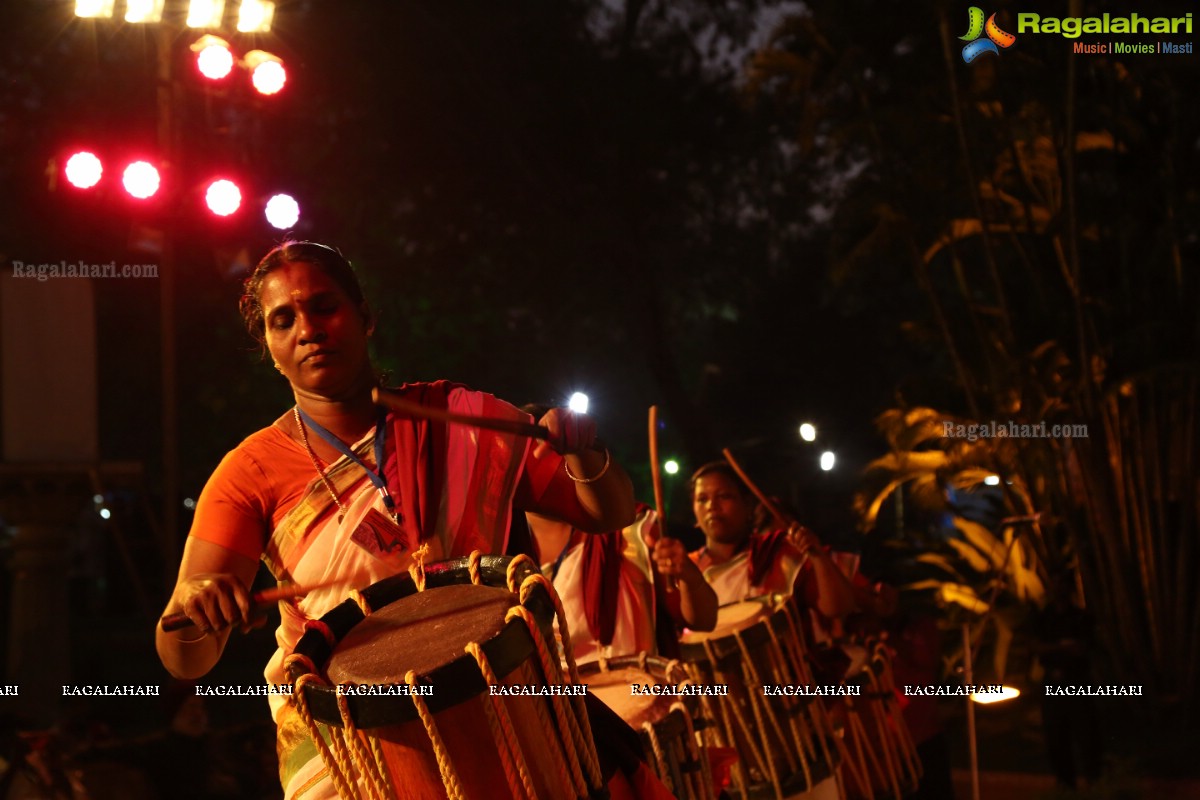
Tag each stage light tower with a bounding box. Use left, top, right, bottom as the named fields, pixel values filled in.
left=68, top=1, right=281, bottom=573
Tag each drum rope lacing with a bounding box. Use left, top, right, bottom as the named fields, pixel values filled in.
left=679, top=660, right=728, bottom=796
left=291, top=668, right=400, bottom=800
left=349, top=589, right=373, bottom=617
left=700, top=637, right=765, bottom=799
left=781, top=601, right=857, bottom=795
left=642, top=720, right=672, bottom=793
left=859, top=639, right=922, bottom=799
left=404, top=668, right=465, bottom=800
left=292, top=672, right=359, bottom=800
left=507, top=602, right=597, bottom=795
left=667, top=697, right=715, bottom=800
left=760, top=622, right=817, bottom=790
left=840, top=652, right=891, bottom=799
left=510, top=557, right=605, bottom=795
left=465, top=552, right=538, bottom=797
left=408, top=542, right=431, bottom=592
left=464, top=640, right=539, bottom=800
left=731, top=628, right=787, bottom=799
left=660, top=656, right=716, bottom=800
left=336, top=690, right=397, bottom=800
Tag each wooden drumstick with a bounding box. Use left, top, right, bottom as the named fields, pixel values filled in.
left=160, top=579, right=338, bottom=632
left=372, top=386, right=551, bottom=441
left=648, top=406, right=679, bottom=592
left=721, top=448, right=814, bottom=570
left=720, top=447, right=791, bottom=529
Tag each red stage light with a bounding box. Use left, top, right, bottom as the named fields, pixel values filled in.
left=196, top=39, right=234, bottom=80
left=122, top=161, right=160, bottom=199
left=65, top=151, right=103, bottom=189
left=205, top=179, right=241, bottom=216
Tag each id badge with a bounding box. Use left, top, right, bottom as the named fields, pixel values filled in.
left=350, top=506, right=408, bottom=563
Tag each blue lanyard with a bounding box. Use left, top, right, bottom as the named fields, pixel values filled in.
left=296, top=406, right=398, bottom=522
left=549, top=531, right=579, bottom=583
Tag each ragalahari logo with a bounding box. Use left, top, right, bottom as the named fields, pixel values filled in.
left=960, top=7, right=1017, bottom=62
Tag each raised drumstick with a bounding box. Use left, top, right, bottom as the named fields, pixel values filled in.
left=373, top=386, right=550, bottom=440
left=720, top=447, right=791, bottom=529
left=649, top=406, right=678, bottom=592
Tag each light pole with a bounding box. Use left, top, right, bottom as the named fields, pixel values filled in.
left=156, top=21, right=181, bottom=580
left=72, top=1, right=279, bottom=581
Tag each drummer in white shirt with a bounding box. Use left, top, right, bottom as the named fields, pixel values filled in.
left=686, top=460, right=854, bottom=616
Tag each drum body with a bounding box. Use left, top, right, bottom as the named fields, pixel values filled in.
left=579, top=654, right=715, bottom=800
left=679, top=597, right=839, bottom=800
left=287, top=555, right=605, bottom=800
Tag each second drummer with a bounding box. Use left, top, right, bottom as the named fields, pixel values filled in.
left=687, top=460, right=854, bottom=616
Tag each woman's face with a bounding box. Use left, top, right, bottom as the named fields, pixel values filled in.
left=258, top=260, right=373, bottom=399
left=692, top=472, right=754, bottom=547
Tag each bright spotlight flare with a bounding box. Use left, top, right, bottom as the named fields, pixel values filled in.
left=664, top=460, right=679, bottom=475
left=820, top=451, right=836, bottom=472
left=568, top=392, right=589, bottom=415
left=74, top=0, right=116, bottom=18
left=205, top=179, right=242, bottom=216
left=265, top=193, right=300, bottom=229
left=971, top=685, right=1021, bottom=704
left=236, top=0, right=275, bottom=33
left=65, top=151, right=103, bottom=189
left=186, top=0, right=226, bottom=29
left=799, top=422, right=817, bottom=442
left=125, top=0, right=165, bottom=23
left=192, top=34, right=234, bottom=80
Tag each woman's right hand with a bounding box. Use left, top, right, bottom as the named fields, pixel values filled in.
left=169, top=572, right=255, bottom=635
left=158, top=538, right=262, bottom=679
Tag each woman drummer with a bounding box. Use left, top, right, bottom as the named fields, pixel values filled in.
left=687, top=460, right=853, bottom=617
left=155, top=241, right=636, bottom=798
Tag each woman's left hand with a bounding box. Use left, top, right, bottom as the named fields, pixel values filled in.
left=653, top=537, right=689, bottom=578
left=534, top=408, right=597, bottom=457
left=787, top=524, right=823, bottom=558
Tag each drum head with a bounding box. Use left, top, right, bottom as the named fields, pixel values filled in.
left=327, top=583, right=514, bottom=685
left=679, top=598, right=771, bottom=645
left=580, top=667, right=662, bottom=729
